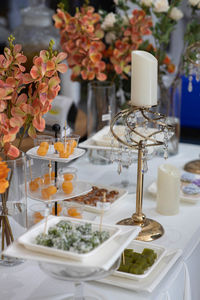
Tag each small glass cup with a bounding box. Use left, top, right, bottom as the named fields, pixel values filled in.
left=62, top=201, right=83, bottom=219
left=34, top=135, right=54, bottom=156
left=29, top=203, right=48, bottom=227
left=58, top=167, right=77, bottom=182
left=54, top=135, right=80, bottom=158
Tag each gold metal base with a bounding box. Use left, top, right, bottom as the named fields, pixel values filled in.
left=184, top=160, right=200, bottom=175
left=117, top=217, right=164, bottom=242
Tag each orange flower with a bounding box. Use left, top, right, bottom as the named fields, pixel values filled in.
left=167, top=63, right=175, bottom=73
left=0, top=158, right=10, bottom=194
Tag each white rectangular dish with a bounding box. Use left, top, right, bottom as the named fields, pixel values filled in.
left=5, top=225, right=141, bottom=271
left=79, top=125, right=159, bottom=156
left=26, top=146, right=85, bottom=162
left=97, top=248, right=182, bottom=292
left=18, top=216, right=121, bottom=261
left=65, top=184, right=128, bottom=214
left=28, top=181, right=92, bottom=203
left=114, top=240, right=166, bottom=280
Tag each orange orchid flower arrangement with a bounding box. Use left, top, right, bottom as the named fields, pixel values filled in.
left=0, top=36, right=67, bottom=159
left=53, top=3, right=153, bottom=82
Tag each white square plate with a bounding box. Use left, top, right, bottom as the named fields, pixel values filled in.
left=113, top=240, right=166, bottom=280
left=26, top=146, right=85, bottom=162
left=65, top=184, right=128, bottom=214
left=18, top=216, right=121, bottom=261
left=5, top=225, right=141, bottom=271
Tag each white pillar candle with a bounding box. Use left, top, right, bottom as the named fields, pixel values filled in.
left=156, top=164, right=180, bottom=215
left=131, top=50, right=158, bottom=107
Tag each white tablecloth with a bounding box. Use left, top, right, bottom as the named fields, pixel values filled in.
left=1, top=143, right=200, bottom=300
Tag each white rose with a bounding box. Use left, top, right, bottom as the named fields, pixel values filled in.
left=188, top=0, right=200, bottom=6
left=105, top=32, right=116, bottom=44
left=169, top=7, right=183, bottom=20
left=113, top=0, right=119, bottom=4
left=153, top=0, right=169, bottom=12
left=141, top=0, right=153, bottom=7
left=101, top=13, right=117, bottom=30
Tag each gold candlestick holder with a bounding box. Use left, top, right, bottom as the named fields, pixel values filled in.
left=110, top=105, right=173, bottom=242
left=183, top=42, right=200, bottom=174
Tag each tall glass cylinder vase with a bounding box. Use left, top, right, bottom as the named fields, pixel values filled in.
left=87, top=81, right=116, bottom=164
left=0, top=152, right=27, bottom=266
left=157, top=75, right=182, bottom=156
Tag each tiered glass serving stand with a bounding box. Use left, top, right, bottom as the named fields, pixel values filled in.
left=26, top=134, right=121, bottom=300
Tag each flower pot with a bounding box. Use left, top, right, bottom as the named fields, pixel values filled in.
left=87, top=81, right=116, bottom=164
left=0, top=152, right=27, bottom=266
left=157, top=76, right=182, bottom=156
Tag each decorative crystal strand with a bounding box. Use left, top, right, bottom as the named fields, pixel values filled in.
left=117, top=142, right=123, bottom=174
left=188, top=64, right=193, bottom=92
left=142, top=145, right=148, bottom=173
left=163, top=127, right=168, bottom=159
left=110, top=131, right=114, bottom=163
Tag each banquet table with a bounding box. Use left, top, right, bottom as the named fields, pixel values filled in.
left=1, top=142, right=200, bottom=300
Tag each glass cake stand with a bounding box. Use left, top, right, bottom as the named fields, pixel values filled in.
left=39, top=257, right=120, bottom=300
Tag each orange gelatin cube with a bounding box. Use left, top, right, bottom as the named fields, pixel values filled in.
left=47, top=185, right=57, bottom=195
left=62, top=181, right=73, bottom=194
left=37, top=146, right=48, bottom=156
left=54, top=142, right=64, bottom=153
left=44, top=177, right=50, bottom=185
left=33, top=211, right=44, bottom=224
left=51, top=203, right=62, bottom=216
left=34, top=177, right=43, bottom=185
left=67, top=207, right=82, bottom=219
left=29, top=181, right=39, bottom=192
left=59, top=151, right=70, bottom=158
left=40, top=142, right=49, bottom=149
left=41, top=188, right=50, bottom=200
left=63, top=173, right=74, bottom=181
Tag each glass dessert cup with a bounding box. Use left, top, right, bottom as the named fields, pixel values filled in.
left=39, top=257, right=120, bottom=300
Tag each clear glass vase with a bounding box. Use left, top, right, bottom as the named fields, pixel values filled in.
left=87, top=81, right=116, bottom=164
left=157, top=75, right=182, bottom=156
left=0, top=152, right=27, bottom=266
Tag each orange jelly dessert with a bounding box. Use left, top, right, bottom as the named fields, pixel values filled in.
left=54, top=142, right=64, bottom=153
left=29, top=180, right=39, bottom=192
left=67, top=207, right=82, bottom=219
left=37, top=146, right=48, bottom=156
left=40, top=142, right=49, bottom=149
left=43, top=172, right=55, bottom=185
left=47, top=185, right=57, bottom=196
left=62, top=181, right=73, bottom=194
left=33, top=211, right=44, bottom=224
left=63, top=173, right=74, bottom=181
left=51, top=203, right=62, bottom=216
left=59, top=151, right=70, bottom=158
left=34, top=177, right=44, bottom=185
left=41, top=188, right=50, bottom=200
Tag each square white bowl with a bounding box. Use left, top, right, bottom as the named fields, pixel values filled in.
left=114, top=240, right=166, bottom=280
left=18, top=216, right=121, bottom=261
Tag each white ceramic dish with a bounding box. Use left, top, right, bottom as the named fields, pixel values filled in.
left=28, top=181, right=92, bottom=203
left=114, top=240, right=166, bottom=280
left=18, top=216, right=121, bottom=261
left=98, top=248, right=182, bottom=292
left=148, top=181, right=200, bottom=204
left=4, top=225, right=141, bottom=271
left=79, top=126, right=157, bottom=155
left=26, top=146, right=85, bottom=162
left=65, top=184, right=128, bottom=214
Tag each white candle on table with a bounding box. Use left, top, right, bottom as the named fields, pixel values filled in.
left=156, top=164, right=180, bottom=215
left=131, top=50, right=158, bottom=107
